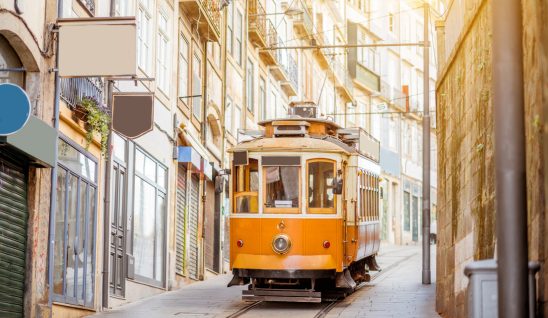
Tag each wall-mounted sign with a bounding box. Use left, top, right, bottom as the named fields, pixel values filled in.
left=58, top=17, right=137, bottom=77
left=375, top=102, right=388, bottom=112
left=0, top=83, right=31, bottom=136
left=112, top=93, right=154, bottom=139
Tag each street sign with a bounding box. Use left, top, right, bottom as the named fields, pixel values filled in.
left=112, top=93, right=154, bottom=139
left=0, top=83, right=31, bottom=136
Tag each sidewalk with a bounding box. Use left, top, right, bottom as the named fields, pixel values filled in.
left=326, top=244, right=439, bottom=318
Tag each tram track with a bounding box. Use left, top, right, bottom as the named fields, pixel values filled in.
left=227, top=251, right=417, bottom=318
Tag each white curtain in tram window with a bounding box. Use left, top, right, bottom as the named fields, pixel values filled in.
left=265, top=166, right=280, bottom=183
left=280, top=167, right=298, bottom=200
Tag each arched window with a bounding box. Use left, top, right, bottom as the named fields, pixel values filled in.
left=0, top=34, right=24, bottom=87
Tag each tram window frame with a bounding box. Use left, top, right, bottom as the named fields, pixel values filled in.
left=306, top=159, right=336, bottom=214
left=263, top=165, right=301, bottom=214
left=232, top=158, right=259, bottom=213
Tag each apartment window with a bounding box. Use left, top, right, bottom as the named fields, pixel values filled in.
left=137, top=0, right=153, bottom=73
left=389, top=118, right=398, bottom=151
left=259, top=77, right=266, bottom=121
left=246, top=59, right=254, bottom=114
left=114, top=0, right=132, bottom=16
left=227, top=3, right=233, bottom=56
left=234, top=10, right=243, bottom=65
left=225, top=97, right=233, bottom=136
left=178, top=34, right=189, bottom=98
left=53, top=139, right=97, bottom=307
left=133, top=148, right=167, bottom=285
left=192, top=52, right=202, bottom=119
left=157, top=11, right=170, bottom=94
left=234, top=104, right=241, bottom=136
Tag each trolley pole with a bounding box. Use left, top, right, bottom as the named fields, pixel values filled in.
left=421, top=2, right=431, bottom=285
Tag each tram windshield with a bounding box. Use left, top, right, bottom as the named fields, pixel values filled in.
left=264, top=166, right=300, bottom=213
left=233, top=159, right=259, bottom=213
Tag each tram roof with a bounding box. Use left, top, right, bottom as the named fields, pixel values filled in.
left=257, top=117, right=342, bottom=130
left=228, top=136, right=353, bottom=155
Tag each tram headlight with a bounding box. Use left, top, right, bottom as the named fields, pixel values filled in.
left=272, top=234, right=291, bottom=254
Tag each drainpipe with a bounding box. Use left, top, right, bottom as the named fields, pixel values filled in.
left=200, top=43, right=208, bottom=280
left=492, top=0, right=529, bottom=317
left=219, top=4, right=228, bottom=273
left=100, top=0, right=116, bottom=310
left=47, top=0, right=63, bottom=308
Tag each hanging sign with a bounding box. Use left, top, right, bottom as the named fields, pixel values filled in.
left=58, top=17, right=137, bottom=77
left=0, top=83, right=31, bottom=136
left=112, top=93, right=154, bottom=139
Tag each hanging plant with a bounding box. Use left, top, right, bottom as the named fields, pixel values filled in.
left=78, top=96, right=110, bottom=156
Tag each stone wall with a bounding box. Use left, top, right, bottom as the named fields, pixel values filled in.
left=435, top=0, right=546, bottom=316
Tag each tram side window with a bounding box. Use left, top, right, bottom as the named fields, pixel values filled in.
left=307, top=160, right=336, bottom=213
left=233, top=158, right=259, bottom=213
left=264, top=166, right=300, bottom=212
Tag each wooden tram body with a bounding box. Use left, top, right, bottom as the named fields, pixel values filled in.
left=227, top=110, right=381, bottom=302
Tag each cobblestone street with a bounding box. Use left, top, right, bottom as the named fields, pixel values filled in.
left=90, top=244, right=438, bottom=318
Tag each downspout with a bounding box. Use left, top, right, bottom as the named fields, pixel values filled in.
left=101, top=0, right=116, bottom=309
left=200, top=42, right=208, bottom=280
left=219, top=4, right=228, bottom=273
left=242, top=0, right=248, bottom=130
left=47, top=0, right=63, bottom=308
left=492, top=0, right=529, bottom=316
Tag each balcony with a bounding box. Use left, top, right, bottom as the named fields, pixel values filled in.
left=333, top=60, right=353, bottom=101
left=179, top=0, right=222, bottom=42
left=257, top=20, right=278, bottom=65
left=280, top=54, right=298, bottom=96
left=248, top=0, right=268, bottom=47
left=293, top=0, right=314, bottom=37
left=380, top=80, right=406, bottom=111
left=310, top=28, right=331, bottom=69
left=353, top=62, right=380, bottom=92
left=60, top=77, right=105, bottom=110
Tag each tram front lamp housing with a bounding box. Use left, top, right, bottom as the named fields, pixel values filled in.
left=272, top=234, right=291, bottom=254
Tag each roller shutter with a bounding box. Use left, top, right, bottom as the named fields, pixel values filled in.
left=0, top=155, right=27, bottom=318
left=188, top=175, right=200, bottom=279
left=175, top=165, right=187, bottom=275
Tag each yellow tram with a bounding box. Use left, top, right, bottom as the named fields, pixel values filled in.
left=227, top=103, right=381, bottom=302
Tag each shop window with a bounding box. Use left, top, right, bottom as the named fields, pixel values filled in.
left=133, top=147, right=167, bottom=286
left=53, top=138, right=97, bottom=307
left=232, top=158, right=259, bottom=213
left=307, top=160, right=335, bottom=214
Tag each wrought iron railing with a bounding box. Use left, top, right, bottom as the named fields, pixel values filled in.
left=60, top=77, right=105, bottom=109
left=248, top=0, right=267, bottom=41
left=201, top=0, right=222, bottom=34
left=78, top=0, right=95, bottom=15
left=266, top=20, right=278, bottom=49
left=284, top=54, right=298, bottom=88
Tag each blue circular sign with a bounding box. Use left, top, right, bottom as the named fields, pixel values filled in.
left=0, top=83, right=31, bottom=136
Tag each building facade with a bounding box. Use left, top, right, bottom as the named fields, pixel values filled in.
left=0, top=0, right=445, bottom=317
left=435, top=0, right=547, bottom=316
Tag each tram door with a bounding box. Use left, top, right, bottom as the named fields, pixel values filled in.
left=412, top=195, right=419, bottom=242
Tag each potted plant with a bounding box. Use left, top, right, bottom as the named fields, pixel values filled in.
left=77, top=96, right=110, bottom=156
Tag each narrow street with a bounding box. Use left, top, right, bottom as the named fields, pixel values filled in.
left=90, top=244, right=437, bottom=318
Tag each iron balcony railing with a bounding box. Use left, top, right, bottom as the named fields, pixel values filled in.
left=78, top=0, right=95, bottom=15
left=283, top=54, right=298, bottom=88
left=201, top=0, right=222, bottom=34
left=60, top=77, right=105, bottom=109
left=248, top=0, right=267, bottom=41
